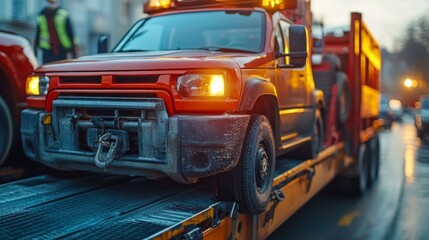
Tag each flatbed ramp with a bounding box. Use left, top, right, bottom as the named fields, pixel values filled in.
left=0, top=143, right=345, bottom=239
left=0, top=175, right=222, bottom=239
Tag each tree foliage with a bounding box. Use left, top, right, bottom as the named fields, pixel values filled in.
left=399, top=15, right=429, bottom=84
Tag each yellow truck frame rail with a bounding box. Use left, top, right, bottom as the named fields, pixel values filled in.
left=150, top=142, right=349, bottom=239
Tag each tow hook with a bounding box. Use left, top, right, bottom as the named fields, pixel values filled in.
left=94, top=132, right=122, bottom=168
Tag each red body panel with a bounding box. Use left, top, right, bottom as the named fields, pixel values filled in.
left=322, top=13, right=381, bottom=155
left=31, top=7, right=279, bottom=116
left=0, top=32, right=36, bottom=119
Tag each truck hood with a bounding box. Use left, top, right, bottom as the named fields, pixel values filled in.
left=35, top=50, right=271, bottom=73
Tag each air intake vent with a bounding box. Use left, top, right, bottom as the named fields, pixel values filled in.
left=114, top=75, right=158, bottom=84
left=61, top=76, right=101, bottom=84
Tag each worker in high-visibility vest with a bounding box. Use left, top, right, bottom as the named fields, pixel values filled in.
left=34, top=0, right=77, bottom=64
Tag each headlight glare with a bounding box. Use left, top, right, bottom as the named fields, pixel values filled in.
left=26, top=76, right=49, bottom=95
left=177, top=73, right=225, bottom=97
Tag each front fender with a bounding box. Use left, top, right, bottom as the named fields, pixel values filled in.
left=237, top=78, right=278, bottom=112
left=0, top=52, right=20, bottom=119
left=0, top=52, right=19, bottom=99
left=237, top=78, right=281, bottom=151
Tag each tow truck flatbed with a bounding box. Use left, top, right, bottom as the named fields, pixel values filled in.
left=0, top=143, right=347, bottom=239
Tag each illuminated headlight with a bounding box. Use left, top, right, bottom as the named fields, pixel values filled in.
left=26, top=76, right=50, bottom=95
left=177, top=73, right=225, bottom=97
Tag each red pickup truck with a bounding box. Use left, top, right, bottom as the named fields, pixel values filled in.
left=0, top=31, right=37, bottom=165
left=22, top=1, right=326, bottom=214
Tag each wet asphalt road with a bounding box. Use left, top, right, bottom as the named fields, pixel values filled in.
left=270, top=115, right=429, bottom=240
left=387, top=121, right=429, bottom=239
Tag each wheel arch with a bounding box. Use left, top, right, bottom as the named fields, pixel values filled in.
left=237, top=78, right=281, bottom=151
left=0, top=52, right=18, bottom=120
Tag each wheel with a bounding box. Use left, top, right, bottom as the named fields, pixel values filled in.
left=368, top=135, right=380, bottom=187
left=217, top=115, right=275, bottom=215
left=336, top=72, right=351, bottom=123
left=0, top=96, right=13, bottom=166
left=312, top=109, right=325, bottom=157
left=334, top=144, right=369, bottom=196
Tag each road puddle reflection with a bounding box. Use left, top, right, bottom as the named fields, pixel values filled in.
left=404, top=146, right=415, bottom=183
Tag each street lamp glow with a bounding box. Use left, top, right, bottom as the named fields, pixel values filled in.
left=404, top=78, right=413, bottom=88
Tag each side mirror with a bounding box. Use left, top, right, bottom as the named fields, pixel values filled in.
left=275, top=25, right=308, bottom=68
left=97, top=35, right=109, bottom=54
left=288, top=25, right=308, bottom=68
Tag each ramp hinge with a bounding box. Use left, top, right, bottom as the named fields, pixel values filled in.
left=263, top=189, right=285, bottom=226
left=182, top=226, right=203, bottom=240
left=305, top=167, right=316, bottom=193
left=228, top=202, right=239, bottom=240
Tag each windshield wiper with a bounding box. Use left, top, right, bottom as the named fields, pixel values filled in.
left=117, top=47, right=257, bottom=53
left=116, top=49, right=151, bottom=53
left=182, top=46, right=256, bottom=53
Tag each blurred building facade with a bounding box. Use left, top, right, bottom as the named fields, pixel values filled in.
left=0, top=0, right=146, bottom=57
left=381, top=49, right=407, bottom=95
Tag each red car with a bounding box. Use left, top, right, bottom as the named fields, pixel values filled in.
left=0, top=31, right=38, bottom=165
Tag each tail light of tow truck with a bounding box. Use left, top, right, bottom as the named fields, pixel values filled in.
left=144, top=0, right=297, bottom=14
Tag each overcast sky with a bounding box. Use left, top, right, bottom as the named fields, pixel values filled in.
left=312, top=0, right=429, bottom=51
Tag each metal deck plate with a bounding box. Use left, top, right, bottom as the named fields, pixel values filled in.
left=0, top=175, right=217, bottom=240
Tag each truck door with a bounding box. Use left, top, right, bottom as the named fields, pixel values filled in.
left=275, top=20, right=308, bottom=141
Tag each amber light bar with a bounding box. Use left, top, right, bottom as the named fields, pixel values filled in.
left=144, top=0, right=297, bottom=14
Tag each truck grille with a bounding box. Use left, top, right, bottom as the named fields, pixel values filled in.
left=59, top=75, right=159, bottom=84
left=60, top=76, right=102, bottom=84
left=113, top=75, right=159, bottom=84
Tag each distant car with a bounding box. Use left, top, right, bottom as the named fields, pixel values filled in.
left=0, top=31, right=37, bottom=165
left=389, top=99, right=404, bottom=122
left=380, top=95, right=393, bottom=128
left=416, top=95, right=429, bottom=141
left=380, top=95, right=403, bottom=128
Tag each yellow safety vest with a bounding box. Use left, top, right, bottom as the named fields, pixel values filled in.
left=37, top=9, right=73, bottom=50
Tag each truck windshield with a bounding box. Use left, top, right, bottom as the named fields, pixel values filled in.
left=114, top=10, right=265, bottom=53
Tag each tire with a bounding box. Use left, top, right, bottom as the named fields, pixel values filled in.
left=306, top=109, right=324, bottom=158
left=336, top=72, right=351, bottom=123
left=368, top=135, right=380, bottom=187
left=312, top=109, right=325, bottom=157
left=334, top=144, right=369, bottom=196
left=0, top=96, right=13, bottom=166
left=217, top=115, right=276, bottom=215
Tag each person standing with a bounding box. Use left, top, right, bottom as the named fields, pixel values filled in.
left=34, top=0, right=77, bottom=64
